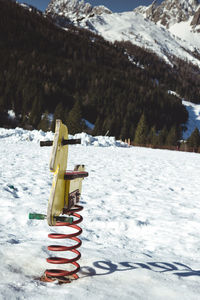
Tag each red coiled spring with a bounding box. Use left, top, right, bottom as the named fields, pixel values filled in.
left=44, top=205, right=83, bottom=283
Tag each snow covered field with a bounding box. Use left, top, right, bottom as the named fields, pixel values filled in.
left=0, top=128, right=200, bottom=299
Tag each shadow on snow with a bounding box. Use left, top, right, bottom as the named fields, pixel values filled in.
left=80, top=260, right=200, bottom=278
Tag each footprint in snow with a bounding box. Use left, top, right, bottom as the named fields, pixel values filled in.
left=136, top=219, right=150, bottom=227
left=4, top=184, right=19, bottom=198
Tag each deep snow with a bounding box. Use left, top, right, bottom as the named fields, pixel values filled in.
left=0, top=127, right=200, bottom=299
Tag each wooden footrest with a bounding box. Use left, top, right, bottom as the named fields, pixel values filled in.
left=64, top=171, right=88, bottom=180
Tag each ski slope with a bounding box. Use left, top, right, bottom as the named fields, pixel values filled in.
left=0, top=128, right=200, bottom=299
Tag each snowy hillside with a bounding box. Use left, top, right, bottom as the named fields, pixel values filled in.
left=45, top=0, right=200, bottom=67
left=167, top=90, right=200, bottom=139
left=0, top=129, right=200, bottom=299
left=134, top=0, right=200, bottom=57
left=182, top=100, right=200, bottom=139
left=169, top=17, right=200, bottom=49
left=135, top=0, right=200, bottom=30
left=80, top=11, right=200, bottom=67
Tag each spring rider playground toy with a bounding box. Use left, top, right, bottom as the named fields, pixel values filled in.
left=29, top=120, right=88, bottom=283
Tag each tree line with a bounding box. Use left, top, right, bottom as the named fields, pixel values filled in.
left=132, top=113, right=200, bottom=152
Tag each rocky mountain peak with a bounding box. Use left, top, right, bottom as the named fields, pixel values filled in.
left=134, top=0, right=200, bottom=29
left=45, top=0, right=112, bottom=25
left=191, top=6, right=200, bottom=26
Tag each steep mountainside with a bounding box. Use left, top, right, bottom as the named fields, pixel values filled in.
left=134, top=0, right=200, bottom=54
left=134, top=0, right=200, bottom=30
left=45, top=0, right=200, bottom=68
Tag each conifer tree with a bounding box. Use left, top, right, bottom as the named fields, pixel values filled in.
left=120, top=119, right=129, bottom=140
left=158, top=126, right=168, bottom=146
left=134, top=113, right=148, bottom=145
left=93, top=116, right=102, bottom=136
left=38, top=111, right=50, bottom=132
left=66, top=100, right=83, bottom=134
left=29, top=97, right=42, bottom=128
left=51, top=102, right=65, bottom=131
left=187, top=127, right=200, bottom=150
left=147, top=126, right=158, bottom=146
left=0, top=100, right=8, bottom=127
left=165, top=126, right=179, bottom=146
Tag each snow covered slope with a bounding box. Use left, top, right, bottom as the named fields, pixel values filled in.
left=45, top=0, right=200, bottom=67
left=79, top=11, right=200, bottom=66
left=0, top=129, right=200, bottom=299
left=169, top=17, right=200, bottom=49
left=135, top=0, right=200, bottom=30
left=168, top=90, right=200, bottom=139
left=135, top=0, right=200, bottom=57
left=182, top=100, right=200, bottom=138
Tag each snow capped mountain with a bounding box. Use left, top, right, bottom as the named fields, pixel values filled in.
left=135, top=0, right=200, bottom=29
left=44, top=0, right=200, bottom=68
left=134, top=0, right=200, bottom=50
left=45, top=0, right=112, bottom=24
left=133, top=0, right=200, bottom=64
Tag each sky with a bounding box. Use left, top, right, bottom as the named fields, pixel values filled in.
left=17, top=0, right=162, bottom=12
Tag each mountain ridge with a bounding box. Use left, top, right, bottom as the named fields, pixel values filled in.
left=45, top=0, right=111, bottom=25
left=44, top=0, right=200, bottom=68
left=134, top=0, right=200, bottom=29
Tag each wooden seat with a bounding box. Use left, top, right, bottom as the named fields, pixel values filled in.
left=64, top=171, right=88, bottom=180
